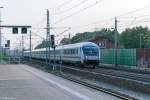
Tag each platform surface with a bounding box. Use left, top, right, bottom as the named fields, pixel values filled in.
left=0, top=64, right=121, bottom=100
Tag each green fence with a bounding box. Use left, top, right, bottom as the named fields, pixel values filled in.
left=100, top=49, right=136, bottom=68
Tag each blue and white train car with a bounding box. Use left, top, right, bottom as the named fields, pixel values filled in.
left=24, top=42, right=100, bottom=67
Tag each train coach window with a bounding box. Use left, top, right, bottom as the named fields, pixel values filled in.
left=73, top=49, right=75, bottom=54
left=82, top=46, right=99, bottom=56
left=72, top=49, right=73, bottom=54
left=71, top=49, right=73, bottom=54
left=44, top=51, right=46, bottom=55
left=69, top=49, right=71, bottom=54
left=72, top=49, right=74, bottom=54
left=67, top=49, right=70, bottom=54
left=76, top=49, right=78, bottom=54
left=56, top=50, right=60, bottom=54
left=55, top=50, right=57, bottom=54
left=64, top=50, right=66, bottom=54
left=71, top=49, right=72, bottom=54
left=70, top=49, right=72, bottom=54
left=67, top=49, right=69, bottom=54
left=64, top=49, right=68, bottom=54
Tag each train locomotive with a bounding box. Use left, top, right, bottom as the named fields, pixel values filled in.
left=24, top=42, right=100, bottom=68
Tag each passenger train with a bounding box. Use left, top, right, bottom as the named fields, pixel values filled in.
left=24, top=42, right=100, bottom=68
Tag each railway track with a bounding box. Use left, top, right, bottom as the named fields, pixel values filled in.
left=25, top=59, right=150, bottom=97
left=26, top=59, right=138, bottom=100
left=59, top=64, right=150, bottom=84
left=94, top=68, right=150, bottom=83
left=26, top=59, right=150, bottom=84
left=56, top=73, right=137, bottom=100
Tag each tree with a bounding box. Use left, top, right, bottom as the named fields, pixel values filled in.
left=120, top=26, right=150, bottom=48
left=71, top=28, right=114, bottom=43
left=35, top=40, right=50, bottom=49
left=60, top=38, right=71, bottom=45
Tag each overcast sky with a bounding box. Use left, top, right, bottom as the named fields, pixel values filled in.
left=1, top=0, right=150, bottom=49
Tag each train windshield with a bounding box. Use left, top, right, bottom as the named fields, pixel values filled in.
left=82, top=46, right=99, bottom=56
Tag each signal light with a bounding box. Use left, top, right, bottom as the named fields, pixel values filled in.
left=21, top=27, right=27, bottom=34
left=7, top=40, right=10, bottom=47
left=51, top=35, right=55, bottom=48
left=12, top=27, right=18, bottom=34
left=5, top=44, right=7, bottom=47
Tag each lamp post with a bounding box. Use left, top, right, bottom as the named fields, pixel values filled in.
left=0, top=6, right=3, bottom=63
left=140, top=33, right=142, bottom=48
left=0, top=7, right=3, bottom=50
left=114, top=18, right=118, bottom=67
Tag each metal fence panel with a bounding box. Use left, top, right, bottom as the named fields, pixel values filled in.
left=100, top=49, right=115, bottom=64
left=100, top=49, right=136, bottom=68
left=118, top=49, right=136, bottom=67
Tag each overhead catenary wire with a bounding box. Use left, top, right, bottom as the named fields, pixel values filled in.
left=31, top=32, right=46, bottom=40
left=53, top=0, right=89, bottom=15
left=68, top=5, right=150, bottom=30
left=33, top=2, right=150, bottom=40
left=117, top=5, right=150, bottom=18
left=119, top=18, right=150, bottom=28
left=28, top=4, right=150, bottom=48
left=31, top=4, right=150, bottom=33
left=126, top=17, right=137, bottom=28
left=54, top=27, right=71, bottom=37
left=120, top=16, right=150, bottom=25
left=71, top=18, right=113, bottom=29
left=56, top=0, right=75, bottom=9
left=117, top=14, right=150, bottom=20
left=52, top=0, right=104, bottom=25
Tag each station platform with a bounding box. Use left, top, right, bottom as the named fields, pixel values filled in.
left=0, top=64, right=120, bottom=100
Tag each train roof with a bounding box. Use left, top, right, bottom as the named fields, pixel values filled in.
left=57, top=42, right=99, bottom=49
left=24, top=42, right=99, bottom=52
left=24, top=48, right=47, bottom=52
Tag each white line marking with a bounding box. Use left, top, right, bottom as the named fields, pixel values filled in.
left=23, top=67, right=93, bottom=100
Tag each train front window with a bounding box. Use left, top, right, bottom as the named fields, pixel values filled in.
left=82, top=46, right=99, bottom=56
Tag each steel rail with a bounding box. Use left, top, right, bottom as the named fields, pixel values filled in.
left=24, top=60, right=137, bottom=100
left=27, top=58, right=150, bottom=84
left=56, top=73, right=138, bottom=100
left=26, top=59, right=139, bottom=100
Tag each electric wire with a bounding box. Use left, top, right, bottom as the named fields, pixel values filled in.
left=52, top=0, right=104, bottom=25
left=53, top=0, right=89, bottom=15
left=56, top=0, right=75, bottom=9
left=68, top=5, right=150, bottom=29
left=117, top=5, right=150, bottom=18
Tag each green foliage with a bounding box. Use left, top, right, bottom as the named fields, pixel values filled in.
left=60, top=38, right=70, bottom=45
left=35, top=26, right=150, bottom=49
left=35, top=40, right=50, bottom=49
left=120, top=26, right=150, bottom=48
left=71, top=28, right=114, bottom=43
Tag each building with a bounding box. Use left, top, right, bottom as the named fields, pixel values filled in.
left=89, top=36, right=114, bottom=48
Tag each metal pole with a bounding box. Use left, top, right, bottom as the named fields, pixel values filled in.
left=0, top=12, right=1, bottom=51
left=29, top=31, right=32, bottom=61
left=22, top=34, right=24, bottom=62
left=43, top=40, right=47, bottom=63
left=60, top=45, right=63, bottom=73
left=140, top=33, right=142, bottom=48
left=54, top=46, right=56, bottom=70
left=114, top=17, right=118, bottom=67
left=47, top=9, right=51, bottom=67
left=69, top=32, right=71, bottom=44
left=0, top=7, right=3, bottom=52
left=0, top=7, right=3, bottom=63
